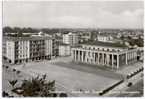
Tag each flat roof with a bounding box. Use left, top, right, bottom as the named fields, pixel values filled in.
left=3, top=36, right=53, bottom=41
left=80, top=41, right=128, bottom=48
left=98, top=33, right=110, bottom=37
left=59, top=43, right=70, bottom=46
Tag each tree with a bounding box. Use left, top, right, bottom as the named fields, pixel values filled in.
left=3, top=26, right=14, bottom=33
left=8, top=80, right=18, bottom=88
left=120, top=35, right=124, bottom=40
left=2, top=91, right=9, bottom=97
left=19, top=74, right=56, bottom=97
left=59, top=93, right=68, bottom=97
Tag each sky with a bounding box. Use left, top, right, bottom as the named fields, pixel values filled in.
left=3, top=1, right=144, bottom=29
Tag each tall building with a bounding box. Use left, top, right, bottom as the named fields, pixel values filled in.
left=63, top=32, right=79, bottom=45
left=3, top=36, right=56, bottom=64
left=71, top=41, right=137, bottom=69
left=59, top=43, right=71, bottom=56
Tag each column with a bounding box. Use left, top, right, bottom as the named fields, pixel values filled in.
left=75, top=50, right=77, bottom=61
left=98, top=52, right=100, bottom=65
left=73, top=50, right=76, bottom=61
left=128, top=52, right=130, bottom=64
left=134, top=52, right=136, bottom=62
left=131, top=52, right=133, bottom=63
left=93, top=52, right=96, bottom=64
left=117, top=55, right=119, bottom=69
left=130, top=52, right=132, bottom=63
left=112, top=54, right=114, bottom=69
left=135, top=52, right=137, bottom=61
left=107, top=54, right=110, bottom=66
left=94, top=52, right=96, bottom=64
left=102, top=53, right=104, bottom=65
left=78, top=50, right=80, bottom=62
left=71, top=50, right=73, bottom=61
left=126, top=52, right=128, bottom=65
left=105, top=53, right=107, bottom=65
left=82, top=51, right=84, bottom=62
left=104, top=53, right=106, bottom=65
left=133, top=52, right=134, bottom=62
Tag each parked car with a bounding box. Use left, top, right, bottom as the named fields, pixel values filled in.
left=127, top=82, right=133, bottom=87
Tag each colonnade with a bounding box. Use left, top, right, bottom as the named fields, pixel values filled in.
left=72, top=48, right=137, bottom=69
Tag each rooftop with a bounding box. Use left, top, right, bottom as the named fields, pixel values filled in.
left=97, top=33, right=111, bottom=37
left=3, top=36, right=53, bottom=41
left=80, top=41, right=128, bottom=48
left=59, top=43, right=70, bottom=46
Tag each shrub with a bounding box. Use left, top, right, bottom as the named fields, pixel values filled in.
left=18, top=75, right=56, bottom=97
left=6, top=66, right=9, bottom=69
left=2, top=91, right=9, bottom=97
left=8, top=80, right=18, bottom=88
left=16, top=70, right=21, bottom=74
left=59, top=93, right=67, bottom=97
left=13, top=69, right=16, bottom=72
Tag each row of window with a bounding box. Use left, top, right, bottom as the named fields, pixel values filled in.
left=82, top=46, right=121, bottom=52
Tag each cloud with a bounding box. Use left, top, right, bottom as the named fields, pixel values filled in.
left=3, top=1, right=144, bottom=29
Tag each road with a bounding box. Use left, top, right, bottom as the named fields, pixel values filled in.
left=117, top=79, right=143, bottom=97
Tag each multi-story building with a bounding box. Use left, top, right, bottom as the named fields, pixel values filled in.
left=3, top=36, right=56, bottom=64
left=63, top=32, right=79, bottom=45
left=59, top=43, right=71, bottom=56
left=71, top=41, right=138, bottom=69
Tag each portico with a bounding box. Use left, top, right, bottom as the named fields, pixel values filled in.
left=71, top=47, right=137, bottom=69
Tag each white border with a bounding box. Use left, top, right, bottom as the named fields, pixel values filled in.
left=0, top=0, right=144, bottom=99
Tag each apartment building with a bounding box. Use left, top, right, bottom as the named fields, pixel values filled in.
left=59, top=43, right=71, bottom=56
left=63, top=32, right=79, bottom=45
left=3, top=36, right=56, bottom=64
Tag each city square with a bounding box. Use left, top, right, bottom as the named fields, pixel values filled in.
left=2, top=0, right=144, bottom=97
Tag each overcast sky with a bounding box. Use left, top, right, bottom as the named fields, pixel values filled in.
left=3, top=1, right=144, bottom=29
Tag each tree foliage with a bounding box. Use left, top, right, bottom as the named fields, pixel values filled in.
left=18, top=74, right=56, bottom=97
left=8, top=80, right=18, bottom=88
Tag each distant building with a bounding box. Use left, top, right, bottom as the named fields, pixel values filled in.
left=97, top=34, right=113, bottom=42
left=59, top=43, right=71, bottom=56
left=79, top=32, right=91, bottom=42
left=71, top=41, right=137, bottom=69
left=63, top=32, right=79, bottom=45
left=3, top=36, right=57, bottom=64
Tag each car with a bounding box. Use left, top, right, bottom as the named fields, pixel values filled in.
left=127, top=82, right=133, bottom=87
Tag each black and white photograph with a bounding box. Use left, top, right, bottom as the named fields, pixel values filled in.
left=1, top=0, right=144, bottom=97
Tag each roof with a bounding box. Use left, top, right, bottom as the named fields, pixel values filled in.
left=3, top=36, right=53, bottom=41
left=80, top=41, right=128, bottom=48
left=97, top=33, right=110, bottom=37
left=59, top=43, right=70, bottom=46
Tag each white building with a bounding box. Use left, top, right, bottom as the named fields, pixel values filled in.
left=59, top=44, right=71, bottom=56
left=97, top=34, right=113, bottom=42
left=63, top=32, right=79, bottom=45
left=3, top=36, right=56, bottom=64
left=71, top=41, right=138, bottom=69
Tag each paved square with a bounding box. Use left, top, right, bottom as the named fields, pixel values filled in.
left=13, top=59, right=120, bottom=96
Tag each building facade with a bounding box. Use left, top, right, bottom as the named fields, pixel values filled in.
left=3, top=36, right=56, bottom=64
left=59, top=44, right=71, bottom=56
left=71, top=42, right=138, bottom=69
left=63, top=32, right=79, bottom=45
left=97, top=34, right=113, bottom=42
